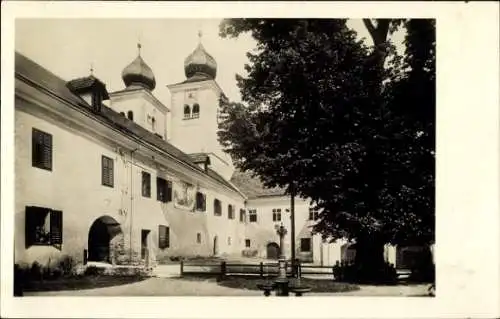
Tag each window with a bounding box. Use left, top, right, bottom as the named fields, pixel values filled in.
left=183, top=105, right=191, bottom=119
left=151, top=117, right=156, bottom=131
left=157, top=177, right=172, bottom=203
left=196, top=233, right=201, bottom=244
left=300, top=238, right=311, bottom=252
left=120, top=112, right=125, bottom=116
left=309, top=207, right=319, bottom=220
left=101, top=155, right=114, bottom=187
left=195, top=192, right=206, bottom=212
left=239, top=209, right=246, bottom=223
left=192, top=103, right=200, bottom=118
left=228, top=204, right=234, bottom=219
left=158, top=225, right=169, bottom=249
left=272, top=208, right=282, bottom=222
left=214, top=199, right=222, bottom=216
left=245, top=239, right=251, bottom=248
left=127, top=111, right=134, bottom=121
left=248, top=209, right=257, bottom=223
left=25, top=206, right=62, bottom=249
left=227, top=237, right=231, bottom=246
left=142, top=171, right=151, bottom=198
left=32, top=128, right=52, bottom=171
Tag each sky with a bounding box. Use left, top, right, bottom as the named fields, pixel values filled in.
left=15, top=19, right=405, bottom=106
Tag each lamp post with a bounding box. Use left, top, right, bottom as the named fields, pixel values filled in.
left=290, top=182, right=296, bottom=276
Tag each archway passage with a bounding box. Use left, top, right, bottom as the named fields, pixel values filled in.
left=266, top=242, right=280, bottom=260
left=88, top=216, right=123, bottom=263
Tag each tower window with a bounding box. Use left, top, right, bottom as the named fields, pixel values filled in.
left=127, top=111, right=134, bottom=121
left=183, top=105, right=191, bottom=119
left=192, top=103, right=200, bottom=118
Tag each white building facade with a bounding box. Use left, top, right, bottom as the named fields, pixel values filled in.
left=14, top=37, right=423, bottom=272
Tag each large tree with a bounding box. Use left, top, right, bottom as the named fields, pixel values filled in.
left=218, top=19, right=435, bottom=282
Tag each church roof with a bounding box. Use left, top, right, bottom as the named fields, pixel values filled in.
left=15, top=52, right=239, bottom=195
left=121, top=44, right=156, bottom=91
left=230, top=170, right=286, bottom=199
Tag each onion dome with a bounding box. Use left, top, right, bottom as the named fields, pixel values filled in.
left=184, top=31, right=217, bottom=80
left=122, top=43, right=156, bottom=91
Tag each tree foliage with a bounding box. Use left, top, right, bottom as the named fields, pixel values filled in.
left=218, top=19, right=435, bottom=248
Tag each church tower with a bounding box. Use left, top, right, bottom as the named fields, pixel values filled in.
left=167, top=32, right=234, bottom=180
left=109, top=43, right=170, bottom=140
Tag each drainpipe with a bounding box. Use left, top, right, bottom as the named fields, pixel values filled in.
left=129, top=148, right=138, bottom=263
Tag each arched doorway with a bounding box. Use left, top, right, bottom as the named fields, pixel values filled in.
left=266, top=242, right=280, bottom=260
left=340, top=243, right=356, bottom=264
left=88, top=216, right=122, bottom=263
left=213, top=236, right=219, bottom=256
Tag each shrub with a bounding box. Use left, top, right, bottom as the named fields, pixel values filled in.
left=29, top=261, right=43, bottom=281
left=84, top=265, right=100, bottom=276
left=58, top=255, right=76, bottom=276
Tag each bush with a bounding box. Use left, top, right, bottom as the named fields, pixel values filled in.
left=58, top=255, right=76, bottom=276
left=29, top=261, right=43, bottom=281
left=333, top=261, right=397, bottom=284
left=84, top=266, right=101, bottom=276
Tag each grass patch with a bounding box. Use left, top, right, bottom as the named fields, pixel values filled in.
left=21, top=275, right=148, bottom=292
left=175, top=275, right=360, bottom=293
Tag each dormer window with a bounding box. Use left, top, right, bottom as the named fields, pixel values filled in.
left=184, top=105, right=191, bottom=119
left=192, top=103, right=200, bottom=118
left=66, top=75, right=109, bottom=113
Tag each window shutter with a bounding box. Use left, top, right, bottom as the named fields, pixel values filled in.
left=50, top=210, right=63, bottom=249
left=25, top=206, right=38, bottom=248
left=166, top=181, right=172, bottom=202
left=43, top=133, right=52, bottom=170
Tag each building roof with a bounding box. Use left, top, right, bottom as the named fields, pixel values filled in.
left=66, top=75, right=110, bottom=100
left=15, top=52, right=239, bottom=195
left=230, top=169, right=286, bottom=199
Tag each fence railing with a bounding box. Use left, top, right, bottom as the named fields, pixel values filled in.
left=180, top=260, right=336, bottom=278
left=179, top=260, right=411, bottom=280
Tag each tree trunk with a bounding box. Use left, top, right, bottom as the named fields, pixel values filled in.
left=354, top=235, right=387, bottom=283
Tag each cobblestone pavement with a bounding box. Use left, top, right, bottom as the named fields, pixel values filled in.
left=24, top=277, right=430, bottom=297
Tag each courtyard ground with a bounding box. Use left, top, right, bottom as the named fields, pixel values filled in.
left=23, top=276, right=431, bottom=297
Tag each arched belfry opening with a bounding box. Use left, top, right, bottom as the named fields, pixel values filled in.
left=87, top=215, right=123, bottom=263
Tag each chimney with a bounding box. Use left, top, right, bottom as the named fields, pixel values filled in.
left=67, top=75, right=109, bottom=112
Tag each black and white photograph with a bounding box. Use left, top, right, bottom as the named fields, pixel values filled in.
left=1, top=2, right=499, bottom=319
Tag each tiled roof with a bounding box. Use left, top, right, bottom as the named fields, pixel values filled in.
left=15, top=52, right=240, bottom=195
left=230, top=169, right=286, bottom=199
left=189, top=153, right=210, bottom=164
left=66, top=75, right=109, bottom=99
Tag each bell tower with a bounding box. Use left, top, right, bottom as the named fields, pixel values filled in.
left=167, top=31, right=234, bottom=180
